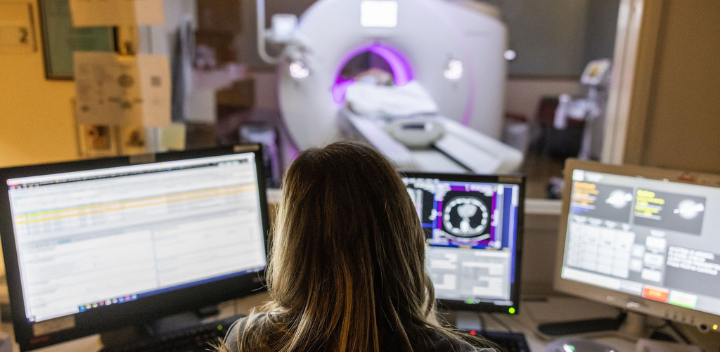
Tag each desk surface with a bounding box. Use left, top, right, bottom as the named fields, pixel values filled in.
left=6, top=295, right=718, bottom=352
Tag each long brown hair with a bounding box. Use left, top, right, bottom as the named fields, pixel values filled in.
left=222, top=142, right=492, bottom=352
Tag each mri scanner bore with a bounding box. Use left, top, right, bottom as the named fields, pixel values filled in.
left=256, top=0, right=523, bottom=174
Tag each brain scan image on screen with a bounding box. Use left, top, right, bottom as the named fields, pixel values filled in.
left=442, top=196, right=490, bottom=239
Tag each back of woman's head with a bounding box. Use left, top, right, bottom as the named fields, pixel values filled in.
left=268, top=142, right=434, bottom=351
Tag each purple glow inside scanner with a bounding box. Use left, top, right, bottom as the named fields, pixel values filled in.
left=331, top=44, right=414, bottom=103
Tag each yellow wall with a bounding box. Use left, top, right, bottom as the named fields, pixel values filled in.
left=625, top=0, right=720, bottom=174
left=0, top=0, right=78, bottom=168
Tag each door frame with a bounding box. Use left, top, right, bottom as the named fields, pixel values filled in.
left=601, top=0, right=664, bottom=165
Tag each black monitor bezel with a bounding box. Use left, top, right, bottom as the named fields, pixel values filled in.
left=0, top=145, right=271, bottom=351
left=400, top=171, right=525, bottom=315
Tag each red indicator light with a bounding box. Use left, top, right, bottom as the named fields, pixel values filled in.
left=470, top=330, right=476, bottom=336
left=642, top=286, right=669, bottom=302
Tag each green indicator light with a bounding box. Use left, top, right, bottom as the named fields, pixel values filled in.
left=466, top=299, right=474, bottom=304
left=669, top=291, right=697, bottom=309
left=218, top=325, right=223, bottom=331
left=509, top=307, right=516, bottom=314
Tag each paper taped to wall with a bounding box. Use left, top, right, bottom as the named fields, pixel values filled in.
left=74, top=52, right=171, bottom=127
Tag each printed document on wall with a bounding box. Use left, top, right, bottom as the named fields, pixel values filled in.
left=74, top=52, right=171, bottom=127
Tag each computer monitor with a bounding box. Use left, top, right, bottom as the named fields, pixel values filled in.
left=401, top=172, right=524, bottom=314
left=0, top=145, right=271, bottom=350
left=555, top=159, right=720, bottom=333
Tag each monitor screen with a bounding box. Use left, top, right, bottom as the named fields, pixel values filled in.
left=402, top=174, right=523, bottom=312
left=5, top=152, right=267, bottom=324
left=561, top=168, right=720, bottom=318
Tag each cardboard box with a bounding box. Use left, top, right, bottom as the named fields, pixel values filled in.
left=197, top=0, right=242, bottom=33
left=216, top=78, right=255, bottom=109
left=195, top=31, right=236, bottom=63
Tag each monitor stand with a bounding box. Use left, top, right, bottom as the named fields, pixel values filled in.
left=100, top=305, right=224, bottom=348
left=438, top=310, right=484, bottom=332
left=536, top=310, right=661, bottom=338
left=537, top=311, right=627, bottom=336
left=147, top=305, right=220, bottom=335
left=537, top=311, right=690, bottom=343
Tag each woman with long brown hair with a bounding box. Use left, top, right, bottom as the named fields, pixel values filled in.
left=218, top=142, right=495, bottom=352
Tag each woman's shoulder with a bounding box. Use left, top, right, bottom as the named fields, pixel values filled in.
left=222, top=313, right=270, bottom=352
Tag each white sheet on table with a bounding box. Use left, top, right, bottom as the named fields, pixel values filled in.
left=345, top=81, right=438, bottom=117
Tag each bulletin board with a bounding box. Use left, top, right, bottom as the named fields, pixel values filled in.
left=39, top=0, right=114, bottom=80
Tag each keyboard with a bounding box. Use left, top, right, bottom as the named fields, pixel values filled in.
left=101, top=315, right=245, bottom=352
left=482, top=331, right=530, bottom=352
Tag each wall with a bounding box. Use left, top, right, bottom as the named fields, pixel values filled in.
left=520, top=214, right=561, bottom=294
left=584, top=0, right=620, bottom=63
left=624, top=0, right=720, bottom=174
left=493, top=0, right=619, bottom=77
left=504, top=78, right=584, bottom=120
left=0, top=0, right=79, bottom=168
left=500, top=0, right=590, bottom=77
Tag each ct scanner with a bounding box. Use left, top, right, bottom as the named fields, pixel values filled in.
left=257, top=0, right=523, bottom=173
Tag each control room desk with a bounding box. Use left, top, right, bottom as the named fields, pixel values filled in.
left=4, top=295, right=718, bottom=352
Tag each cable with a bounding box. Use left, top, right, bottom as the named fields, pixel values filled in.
left=477, top=312, right=487, bottom=335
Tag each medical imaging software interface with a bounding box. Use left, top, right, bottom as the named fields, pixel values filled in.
left=562, top=170, right=720, bottom=317
left=403, top=177, right=520, bottom=306
left=6, top=154, right=267, bottom=323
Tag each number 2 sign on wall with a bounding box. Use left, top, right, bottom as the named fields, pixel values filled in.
left=0, top=1, right=36, bottom=54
